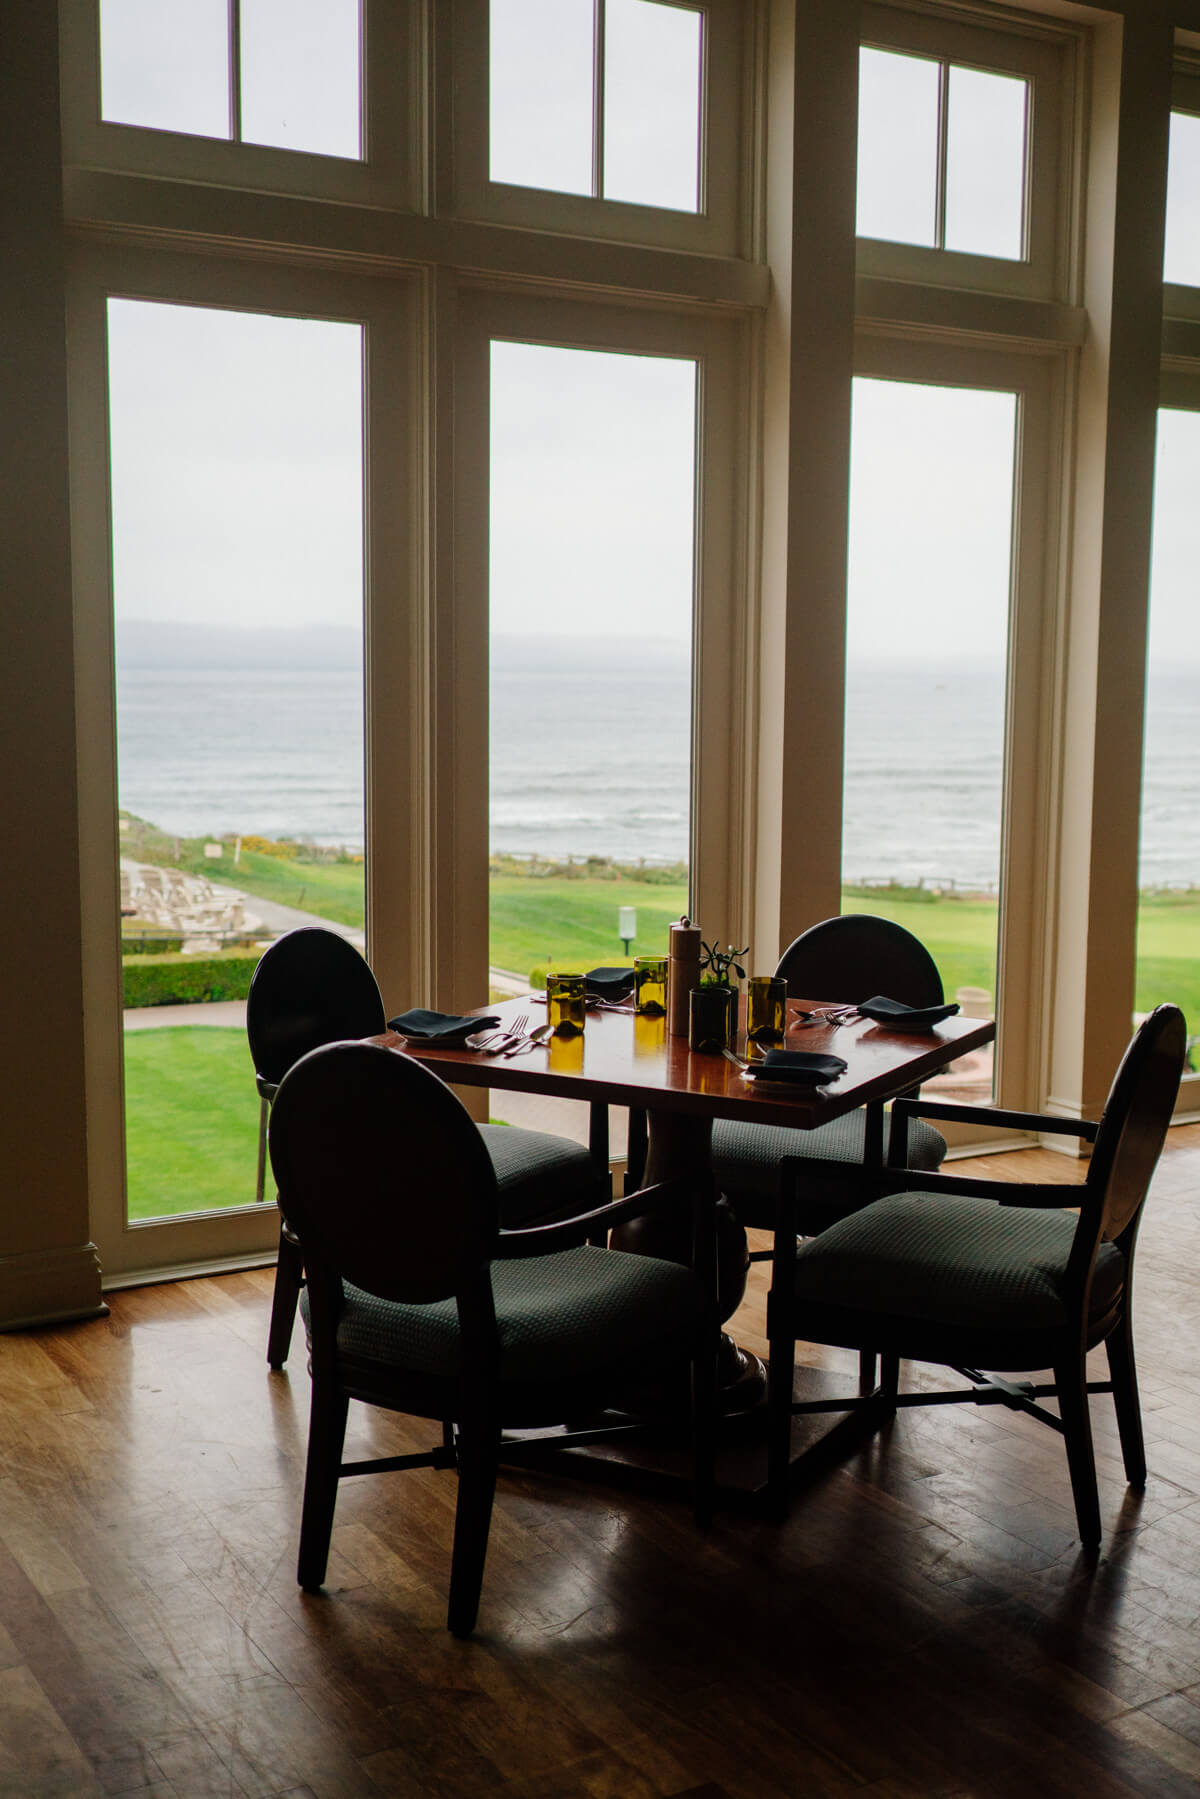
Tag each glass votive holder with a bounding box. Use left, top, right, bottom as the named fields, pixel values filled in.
left=688, top=984, right=733, bottom=1054
left=634, top=954, right=668, bottom=1016
left=746, top=975, right=787, bottom=1046
left=546, top=972, right=586, bottom=1035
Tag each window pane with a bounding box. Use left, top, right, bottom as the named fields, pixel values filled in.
left=604, top=0, right=702, bottom=212
left=490, top=0, right=594, bottom=195
left=488, top=343, right=695, bottom=1143
left=945, top=65, right=1028, bottom=260
left=100, top=0, right=229, bottom=138
left=1165, top=112, right=1200, bottom=287
left=856, top=47, right=940, bottom=247
left=1137, top=410, right=1200, bottom=1043
left=107, top=301, right=365, bottom=1224
left=240, top=0, right=362, bottom=159
left=845, top=378, right=1017, bottom=1100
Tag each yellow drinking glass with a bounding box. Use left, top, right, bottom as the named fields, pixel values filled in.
left=747, top=975, right=787, bottom=1046
left=546, top=973, right=586, bottom=1035
left=634, top=955, right=668, bottom=1016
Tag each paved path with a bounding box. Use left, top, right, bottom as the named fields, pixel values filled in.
left=206, top=880, right=365, bottom=946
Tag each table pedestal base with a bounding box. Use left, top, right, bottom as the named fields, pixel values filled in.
left=609, top=1106, right=766, bottom=1413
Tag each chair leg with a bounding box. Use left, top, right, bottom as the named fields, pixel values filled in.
left=297, top=1382, right=349, bottom=1592
left=447, top=1420, right=500, bottom=1638
left=267, top=1223, right=305, bottom=1369
left=878, top=1352, right=900, bottom=1409
left=1055, top=1354, right=1102, bottom=1549
left=1105, top=1315, right=1147, bottom=1488
left=858, top=1351, right=877, bottom=1396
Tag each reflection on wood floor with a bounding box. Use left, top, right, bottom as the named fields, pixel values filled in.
left=2, top=1127, right=1200, bottom=1796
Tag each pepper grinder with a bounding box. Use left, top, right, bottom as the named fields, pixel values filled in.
left=667, top=916, right=703, bottom=1037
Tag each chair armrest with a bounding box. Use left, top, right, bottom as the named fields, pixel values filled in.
left=891, top=1097, right=1098, bottom=1140
left=776, top=1156, right=1086, bottom=1223
left=494, top=1177, right=690, bottom=1260
left=890, top=1171, right=1087, bottom=1207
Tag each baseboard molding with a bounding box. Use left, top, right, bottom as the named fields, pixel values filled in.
left=101, top=1249, right=278, bottom=1293
left=0, top=1240, right=107, bottom=1330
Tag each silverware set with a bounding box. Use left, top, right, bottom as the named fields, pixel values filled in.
left=792, top=1005, right=861, bottom=1029
left=465, top=1015, right=554, bottom=1055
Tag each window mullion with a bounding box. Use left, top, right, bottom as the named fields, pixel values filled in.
left=594, top=0, right=607, bottom=201
left=934, top=58, right=949, bottom=251
left=228, top=0, right=243, bottom=143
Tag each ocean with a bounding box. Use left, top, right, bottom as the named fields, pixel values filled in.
left=113, top=643, right=1200, bottom=890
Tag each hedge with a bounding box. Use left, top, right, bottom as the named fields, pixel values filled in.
left=122, top=950, right=262, bottom=1009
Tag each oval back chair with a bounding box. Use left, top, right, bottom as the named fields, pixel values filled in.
left=269, top=1040, right=714, bottom=1635
left=712, top=914, right=950, bottom=1238
left=247, top=928, right=608, bottom=1367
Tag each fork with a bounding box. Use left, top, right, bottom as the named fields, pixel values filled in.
left=473, top=1012, right=529, bottom=1054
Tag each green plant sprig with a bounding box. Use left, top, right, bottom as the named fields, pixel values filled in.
left=700, top=941, right=749, bottom=986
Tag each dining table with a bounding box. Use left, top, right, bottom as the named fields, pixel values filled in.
left=376, top=991, right=997, bottom=1503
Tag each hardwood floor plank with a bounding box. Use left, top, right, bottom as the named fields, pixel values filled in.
left=3, top=1132, right=1200, bottom=1793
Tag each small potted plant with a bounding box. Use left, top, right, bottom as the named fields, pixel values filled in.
left=689, top=941, right=749, bottom=1053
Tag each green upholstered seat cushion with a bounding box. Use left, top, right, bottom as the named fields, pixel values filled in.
left=479, top=1123, right=603, bottom=1228
left=306, top=1244, right=698, bottom=1382
left=711, top=1110, right=946, bottom=1207
left=791, top=1190, right=1124, bottom=1334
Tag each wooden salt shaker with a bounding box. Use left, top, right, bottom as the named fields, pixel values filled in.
left=667, top=917, right=702, bottom=1036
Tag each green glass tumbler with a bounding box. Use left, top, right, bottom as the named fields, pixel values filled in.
left=546, top=973, right=586, bottom=1035
left=747, top=975, right=787, bottom=1046
left=634, top=955, right=668, bottom=1016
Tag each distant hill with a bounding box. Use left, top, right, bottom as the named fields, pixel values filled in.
left=115, top=619, right=362, bottom=671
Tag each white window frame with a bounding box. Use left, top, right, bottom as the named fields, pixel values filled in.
left=1141, top=368, right=1200, bottom=1121
left=451, top=0, right=751, bottom=256
left=847, top=332, right=1064, bottom=1145
left=1163, top=60, right=1200, bottom=326
left=439, top=285, right=753, bottom=1020
left=857, top=1, right=1081, bottom=304
left=58, top=0, right=424, bottom=211
left=66, top=244, right=424, bottom=1283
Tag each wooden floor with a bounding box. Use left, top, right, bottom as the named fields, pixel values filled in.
left=4, top=1132, right=1200, bottom=1798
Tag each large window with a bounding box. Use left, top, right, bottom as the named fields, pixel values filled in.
left=487, top=341, right=696, bottom=992
left=1137, top=405, right=1200, bottom=1070
left=844, top=376, right=1018, bottom=1101
left=107, top=298, right=365, bottom=1226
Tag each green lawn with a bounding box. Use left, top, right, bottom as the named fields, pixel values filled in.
left=120, top=888, right=1200, bottom=1221
left=488, top=874, right=688, bottom=976
left=182, top=844, right=365, bottom=928
left=123, top=1027, right=262, bottom=1220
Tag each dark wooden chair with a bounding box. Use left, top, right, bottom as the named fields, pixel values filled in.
left=247, top=927, right=609, bottom=1368
left=712, top=913, right=950, bottom=1238
left=765, top=1004, right=1186, bottom=1547
left=269, top=1040, right=717, bottom=1636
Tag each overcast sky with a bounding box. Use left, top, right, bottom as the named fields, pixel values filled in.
left=100, top=4, right=1200, bottom=661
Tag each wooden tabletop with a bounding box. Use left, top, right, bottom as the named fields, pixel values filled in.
left=381, top=996, right=996, bottom=1130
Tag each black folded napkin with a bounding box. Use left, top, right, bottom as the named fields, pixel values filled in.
left=857, top=995, right=960, bottom=1031
left=747, top=1049, right=847, bottom=1086
left=584, top=966, right=636, bottom=998
left=387, top=1008, right=500, bottom=1044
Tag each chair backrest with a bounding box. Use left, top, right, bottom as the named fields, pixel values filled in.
left=775, top=914, right=944, bottom=1006
left=246, top=927, right=386, bottom=1085
left=1084, top=1004, right=1186, bottom=1250
left=268, top=1040, right=500, bottom=1304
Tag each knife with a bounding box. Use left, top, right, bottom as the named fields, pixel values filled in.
left=502, top=1023, right=554, bottom=1057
